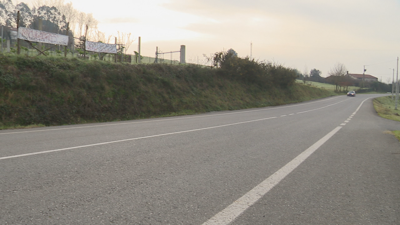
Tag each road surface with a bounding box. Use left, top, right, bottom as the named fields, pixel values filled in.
left=1, top=94, right=399, bottom=224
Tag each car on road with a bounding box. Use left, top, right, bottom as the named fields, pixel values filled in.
left=347, top=91, right=356, bottom=97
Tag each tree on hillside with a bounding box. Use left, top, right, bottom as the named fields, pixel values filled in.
left=295, top=69, right=303, bottom=80
left=16, top=2, right=35, bottom=28
left=0, top=1, right=68, bottom=31
left=309, top=68, right=324, bottom=83
left=370, top=81, right=391, bottom=92
left=302, top=67, right=309, bottom=85
left=208, top=50, right=297, bottom=88
left=0, top=0, right=17, bottom=27
left=32, top=0, right=96, bottom=39
left=117, top=31, right=135, bottom=54
left=210, top=49, right=238, bottom=68
left=30, top=5, right=67, bottom=32
left=327, top=63, right=348, bottom=92
left=227, top=48, right=238, bottom=57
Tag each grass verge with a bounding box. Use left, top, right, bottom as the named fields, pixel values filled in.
left=373, top=96, right=400, bottom=141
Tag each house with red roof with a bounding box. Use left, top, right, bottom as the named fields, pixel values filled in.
left=348, top=74, right=378, bottom=82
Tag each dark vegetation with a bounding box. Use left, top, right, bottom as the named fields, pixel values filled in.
left=298, top=64, right=392, bottom=93
left=0, top=52, right=333, bottom=128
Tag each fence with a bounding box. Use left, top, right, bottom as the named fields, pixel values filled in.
left=0, top=25, right=182, bottom=65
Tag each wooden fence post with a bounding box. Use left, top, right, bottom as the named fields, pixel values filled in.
left=17, top=11, right=20, bottom=55
left=64, top=22, right=69, bottom=57
left=114, top=37, right=117, bottom=63
left=83, top=25, right=88, bottom=59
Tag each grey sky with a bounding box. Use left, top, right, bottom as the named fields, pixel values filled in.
left=22, top=0, right=400, bottom=82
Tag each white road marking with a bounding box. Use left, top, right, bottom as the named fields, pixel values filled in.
left=296, top=98, right=349, bottom=114
left=0, top=117, right=277, bottom=161
left=202, top=126, right=343, bottom=225
left=0, top=97, right=343, bottom=135
left=202, top=97, right=372, bottom=225
left=0, top=97, right=361, bottom=160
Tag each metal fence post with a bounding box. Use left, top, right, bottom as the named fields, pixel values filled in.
left=1, top=25, right=3, bottom=53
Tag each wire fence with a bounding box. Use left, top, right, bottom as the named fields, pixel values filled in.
left=0, top=25, right=181, bottom=65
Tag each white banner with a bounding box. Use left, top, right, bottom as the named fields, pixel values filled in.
left=17, top=27, right=69, bottom=46
left=86, top=41, right=117, bottom=54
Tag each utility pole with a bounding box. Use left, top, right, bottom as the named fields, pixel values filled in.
left=138, top=36, right=141, bottom=63
left=395, top=57, right=399, bottom=110
left=155, top=46, right=158, bottom=63
left=362, top=65, right=366, bottom=89
left=392, top=68, right=395, bottom=100
left=250, top=42, right=252, bottom=60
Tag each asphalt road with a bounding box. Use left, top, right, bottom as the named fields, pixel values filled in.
left=1, top=94, right=399, bottom=224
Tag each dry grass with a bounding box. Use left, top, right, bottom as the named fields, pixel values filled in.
left=373, top=96, right=400, bottom=140
left=393, top=131, right=400, bottom=141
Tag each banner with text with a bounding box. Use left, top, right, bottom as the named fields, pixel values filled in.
left=17, top=27, right=69, bottom=46
left=86, top=41, right=117, bottom=54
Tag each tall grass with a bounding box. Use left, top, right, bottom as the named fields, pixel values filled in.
left=373, top=96, right=400, bottom=141
left=0, top=55, right=333, bottom=128
left=373, top=96, right=400, bottom=121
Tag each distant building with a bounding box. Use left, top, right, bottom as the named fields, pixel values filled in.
left=348, top=73, right=378, bottom=82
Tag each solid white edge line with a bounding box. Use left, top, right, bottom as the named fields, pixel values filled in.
left=1, top=97, right=368, bottom=160
left=202, top=126, right=343, bottom=225
left=0, top=117, right=277, bottom=161
left=0, top=96, right=344, bottom=135
left=202, top=97, right=372, bottom=225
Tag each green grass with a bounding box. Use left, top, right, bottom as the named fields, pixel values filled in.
left=373, top=96, right=400, bottom=140
left=0, top=123, right=45, bottom=130
left=393, top=131, right=400, bottom=141
left=296, top=79, right=388, bottom=95
left=296, top=80, right=353, bottom=90
left=0, top=55, right=334, bottom=129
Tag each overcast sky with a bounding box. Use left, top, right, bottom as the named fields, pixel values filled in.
left=25, top=0, right=400, bottom=82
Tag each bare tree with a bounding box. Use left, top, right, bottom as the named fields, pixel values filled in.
left=76, top=12, right=86, bottom=37
left=92, top=30, right=113, bottom=44
left=31, top=0, right=45, bottom=8
left=328, top=63, right=347, bottom=92
left=52, top=0, right=78, bottom=32
left=117, top=31, right=135, bottom=54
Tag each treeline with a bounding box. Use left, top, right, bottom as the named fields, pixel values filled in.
left=298, top=64, right=392, bottom=93
left=0, top=0, right=97, bottom=38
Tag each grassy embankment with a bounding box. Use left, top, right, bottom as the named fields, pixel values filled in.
left=0, top=55, right=334, bottom=129
left=296, top=80, right=358, bottom=93
left=296, top=80, right=399, bottom=140
left=373, top=96, right=400, bottom=141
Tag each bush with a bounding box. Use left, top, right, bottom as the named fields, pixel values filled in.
left=211, top=51, right=297, bottom=88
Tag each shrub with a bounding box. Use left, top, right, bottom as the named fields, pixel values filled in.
left=211, top=51, right=296, bottom=88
